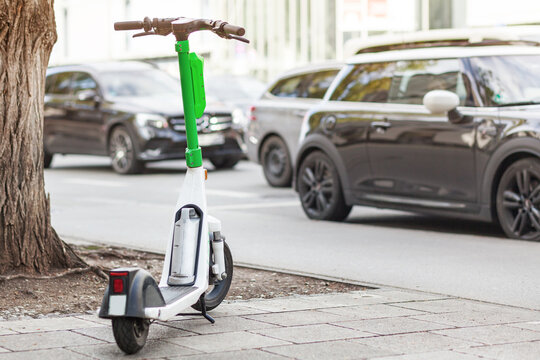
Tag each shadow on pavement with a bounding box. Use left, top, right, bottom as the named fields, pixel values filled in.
left=346, top=213, right=506, bottom=238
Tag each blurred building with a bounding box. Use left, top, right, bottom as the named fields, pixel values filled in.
left=51, top=0, right=540, bottom=81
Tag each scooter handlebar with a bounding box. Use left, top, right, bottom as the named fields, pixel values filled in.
left=114, top=21, right=144, bottom=31
left=222, top=23, right=245, bottom=37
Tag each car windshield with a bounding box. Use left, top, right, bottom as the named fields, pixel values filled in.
left=470, top=55, right=540, bottom=106
left=99, top=69, right=179, bottom=97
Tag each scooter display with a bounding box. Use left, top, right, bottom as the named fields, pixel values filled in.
left=98, top=17, right=249, bottom=354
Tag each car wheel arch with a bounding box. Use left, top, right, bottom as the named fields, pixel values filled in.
left=481, top=138, right=540, bottom=222
left=294, top=134, right=352, bottom=204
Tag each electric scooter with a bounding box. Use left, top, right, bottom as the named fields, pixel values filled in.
left=98, top=16, right=249, bottom=354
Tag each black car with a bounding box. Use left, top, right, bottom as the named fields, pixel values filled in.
left=44, top=61, right=245, bottom=174
left=295, top=44, right=540, bottom=241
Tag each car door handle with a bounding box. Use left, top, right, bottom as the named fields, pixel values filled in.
left=293, top=110, right=306, bottom=117
left=371, top=121, right=391, bottom=128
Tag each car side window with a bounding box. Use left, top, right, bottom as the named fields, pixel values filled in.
left=388, top=58, right=469, bottom=105
left=49, top=72, right=73, bottom=95
left=330, top=62, right=395, bottom=102
left=71, top=72, right=98, bottom=96
left=269, top=74, right=306, bottom=98
left=303, top=70, right=340, bottom=99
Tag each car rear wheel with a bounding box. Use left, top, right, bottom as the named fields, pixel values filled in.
left=496, top=157, right=540, bottom=241
left=109, top=126, right=144, bottom=174
left=297, top=151, right=351, bottom=221
left=209, top=156, right=240, bottom=170
left=44, top=150, right=53, bottom=169
left=261, top=136, right=292, bottom=187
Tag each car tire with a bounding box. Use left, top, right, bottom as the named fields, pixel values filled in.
left=44, top=150, right=53, bottom=169
left=109, top=126, right=144, bottom=175
left=297, top=151, right=352, bottom=221
left=496, top=157, right=540, bottom=241
left=209, top=156, right=240, bottom=170
left=260, top=136, right=292, bottom=187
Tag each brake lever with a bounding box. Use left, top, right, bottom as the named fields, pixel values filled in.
left=229, top=34, right=249, bottom=43
left=133, top=31, right=157, bottom=37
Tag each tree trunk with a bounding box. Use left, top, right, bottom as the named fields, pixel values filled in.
left=0, top=0, right=85, bottom=274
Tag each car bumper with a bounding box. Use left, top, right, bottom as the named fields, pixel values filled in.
left=136, top=127, right=245, bottom=161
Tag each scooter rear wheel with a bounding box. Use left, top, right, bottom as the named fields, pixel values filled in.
left=112, top=317, right=150, bottom=354
left=193, top=241, right=233, bottom=311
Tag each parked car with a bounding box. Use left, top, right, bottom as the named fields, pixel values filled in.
left=44, top=61, right=245, bottom=174
left=295, top=43, right=540, bottom=241
left=245, top=63, right=342, bottom=187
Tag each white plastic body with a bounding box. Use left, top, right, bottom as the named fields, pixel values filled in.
left=143, top=166, right=220, bottom=321
left=168, top=207, right=199, bottom=284
left=211, top=238, right=225, bottom=280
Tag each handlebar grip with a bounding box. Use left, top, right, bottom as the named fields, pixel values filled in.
left=222, top=23, right=245, bottom=36
left=114, top=21, right=144, bottom=31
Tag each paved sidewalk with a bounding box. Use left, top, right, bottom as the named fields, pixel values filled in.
left=0, top=288, right=539, bottom=359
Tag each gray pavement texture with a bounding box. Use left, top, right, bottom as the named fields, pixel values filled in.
left=1, top=288, right=539, bottom=359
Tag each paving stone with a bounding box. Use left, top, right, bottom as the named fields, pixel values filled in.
left=368, top=290, right=452, bottom=303
left=178, top=349, right=289, bottom=359
left=73, top=314, right=111, bottom=325
left=241, top=297, right=334, bottom=312
left=244, top=309, right=352, bottom=327
left=206, top=303, right=271, bottom=317
left=264, top=340, right=396, bottom=359
left=353, top=332, right=483, bottom=354
left=0, top=331, right=103, bottom=351
left=252, top=323, right=372, bottom=343
left=334, top=316, right=454, bottom=335
left=461, top=340, right=540, bottom=360
left=412, top=309, right=540, bottom=327
left=0, top=348, right=90, bottom=360
left=376, top=350, right=485, bottom=359
left=160, top=316, right=279, bottom=335
left=0, top=349, right=7, bottom=354
left=319, top=303, right=426, bottom=320
left=69, top=339, right=200, bottom=359
left=72, top=322, right=195, bottom=343
left=508, top=320, right=540, bottom=332
left=0, top=329, right=17, bottom=336
left=433, top=325, right=540, bottom=345
left=299, top=292, right=392, bottom=307
left=0, top=317, right=102, bottom=333
left=167, top=331, right=290, bottom=353
left=392, top=299, right=531, bottom=315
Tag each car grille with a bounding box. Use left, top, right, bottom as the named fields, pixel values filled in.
left=168, top=113, right=232, bottom=134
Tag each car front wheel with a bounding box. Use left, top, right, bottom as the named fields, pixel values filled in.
left=496, top=157, right=540, bottom=241
left=297, top=151, right=351, bottom=221
left=109, top=126, right=144, bottom=174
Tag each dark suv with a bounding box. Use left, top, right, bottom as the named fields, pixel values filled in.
left=44, top=61, right=244, bottom=174
left=295, top=44, right=540, bottom=241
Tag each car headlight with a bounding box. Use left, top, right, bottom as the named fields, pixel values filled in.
left=135, top=113, right=168, bottom=129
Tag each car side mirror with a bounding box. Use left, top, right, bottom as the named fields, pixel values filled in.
left=77, top=89, right=101, bottom=108
left=423, top=90, right=469, bottom=124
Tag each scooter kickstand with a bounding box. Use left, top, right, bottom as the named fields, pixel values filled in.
left=199, top=294, right=215, bottom=324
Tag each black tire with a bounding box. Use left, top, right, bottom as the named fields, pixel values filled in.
left=260, top=136, right=292, bottom=187
left=496, top=157, right=540, bottom=241
left=44, top=150, right=53, bottom=169
left=297, top=151, right=352, bottom=221
left=209, top=156, right=240, bottom=170
left=109, top=126, right=144, bottom=174
left=192, top=241, right=233, bottom=311
left=112, top=317, right=150, bottom=354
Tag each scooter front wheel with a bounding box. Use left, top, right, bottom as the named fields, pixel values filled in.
left=193, top=241, right=233, bottom=311
left=112, top=317, right=150, bottom=354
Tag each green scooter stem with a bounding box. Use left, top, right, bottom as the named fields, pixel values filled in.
left=176, top=40, right=203, bottom=168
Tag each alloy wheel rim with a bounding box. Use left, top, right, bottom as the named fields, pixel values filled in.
left=300, top=158, right=334, bottom=216
left=267, top=146, right=286, bottom=176
left=501, top=168, right=540, bottom=239
left=111, top=131, right=133, bottom=171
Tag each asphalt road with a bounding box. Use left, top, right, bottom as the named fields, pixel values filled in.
left=45, top=155, right=540, bottom=310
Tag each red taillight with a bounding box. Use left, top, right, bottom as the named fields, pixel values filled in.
left=110, top=272, right=128, bottom=276
left=248, top=106, right=256, bottom=121
left=113, top=278, right=124, bottom=293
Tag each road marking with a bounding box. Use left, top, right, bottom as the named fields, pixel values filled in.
left=64, top=178, right=128, bottom=188
left=205, top=189, right=258, bottom=198
left=210, top=201, right=299, bottom=211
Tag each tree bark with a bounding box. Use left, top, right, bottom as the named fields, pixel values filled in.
left=0, top=0, right=85, bottom=274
